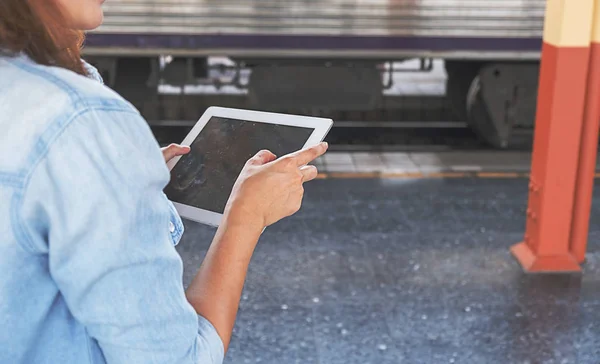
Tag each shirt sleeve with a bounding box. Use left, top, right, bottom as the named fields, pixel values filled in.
left=167, top=195, right=185, bottom=246
left=20, top=105, right=224, bottom=364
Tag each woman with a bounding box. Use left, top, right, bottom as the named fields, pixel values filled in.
left=0, top=1, right=327, bottom=363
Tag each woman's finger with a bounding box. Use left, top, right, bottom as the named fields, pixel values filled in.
left=299, top=165, right=319, bottom=182
left=288, top=142, right=328, bottom=167
left=162, top=144, right=191, bottom=162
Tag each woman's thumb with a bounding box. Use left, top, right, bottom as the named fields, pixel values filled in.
left=162, top=144, right=191, bottom=162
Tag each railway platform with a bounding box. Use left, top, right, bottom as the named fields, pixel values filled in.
left=314, top=151, right=600, bottom=177
left=177, top=176, right=600, bottom=364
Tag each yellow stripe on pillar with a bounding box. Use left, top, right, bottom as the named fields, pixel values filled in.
left=543, top=0, right=595, bottom=46
left=593, top=0, right=600, bottom=43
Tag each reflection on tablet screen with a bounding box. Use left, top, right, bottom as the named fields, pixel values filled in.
left=164, top=116, right=314, bottom=214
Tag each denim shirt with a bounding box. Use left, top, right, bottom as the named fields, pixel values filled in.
left=0, top=54, right=224, bottom=364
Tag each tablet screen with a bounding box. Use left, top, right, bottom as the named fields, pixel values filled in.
left=164, top=116, right=314, bottom=214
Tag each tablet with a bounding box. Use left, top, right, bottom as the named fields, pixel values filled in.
left=164, top=107, right=333, bottom=227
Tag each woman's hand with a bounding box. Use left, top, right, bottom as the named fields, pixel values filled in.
left=161, top=143, right=190, bottom=163
left=225, top=142, right=328, bottom=229
left=186, top=142, right=328, bottom=351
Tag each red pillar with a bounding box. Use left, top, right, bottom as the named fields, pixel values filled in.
left=570, top=9, right=600, bottom=263
left=511, top=0, right=598, bottom=272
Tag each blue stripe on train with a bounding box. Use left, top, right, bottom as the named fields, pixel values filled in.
left=86, top=33, right=543, bottom=52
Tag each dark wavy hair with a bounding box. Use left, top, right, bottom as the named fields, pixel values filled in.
left=0, top=0, right=86, bottom=75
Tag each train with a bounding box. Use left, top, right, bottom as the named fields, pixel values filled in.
left=85, top=0, right=546, bottom=148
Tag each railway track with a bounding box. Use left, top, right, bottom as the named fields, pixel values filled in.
left=151, top=120, right=534, bottom=152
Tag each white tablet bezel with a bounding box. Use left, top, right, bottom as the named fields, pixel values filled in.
left=166, top=106, right=333, bottom=227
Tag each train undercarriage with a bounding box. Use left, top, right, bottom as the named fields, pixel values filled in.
left=87, top=55, right=540, bottom=149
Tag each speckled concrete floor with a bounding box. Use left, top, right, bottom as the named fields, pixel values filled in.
left=176, top=178, right=600, bottom=364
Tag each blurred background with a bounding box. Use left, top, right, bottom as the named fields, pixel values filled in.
left=83, top=1, right=600, bottom=363
left=85, top=0, right=543, bottom=152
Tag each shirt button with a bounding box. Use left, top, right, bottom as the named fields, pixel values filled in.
left=169, top=221, right=175, bottom=233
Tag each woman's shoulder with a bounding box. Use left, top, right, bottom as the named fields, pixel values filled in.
left=0, top=53, right=131, bottom=111
left=0, top=54, right=148, bottom=179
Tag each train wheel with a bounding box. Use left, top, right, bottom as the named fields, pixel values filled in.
left=466, top=63, right=539, bottom=149
left=466, top=75, right=507, bottom=148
